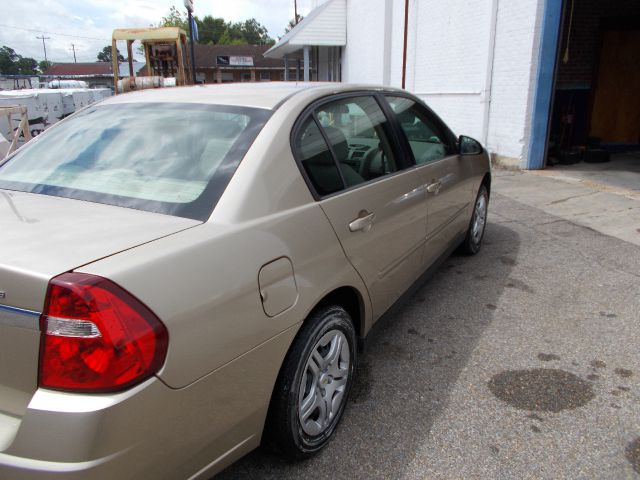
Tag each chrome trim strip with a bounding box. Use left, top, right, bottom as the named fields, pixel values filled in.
left=0, top=304, right=40, bottom=331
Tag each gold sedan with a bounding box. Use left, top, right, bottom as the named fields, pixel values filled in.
left=0, top=83, right=490, bottom=479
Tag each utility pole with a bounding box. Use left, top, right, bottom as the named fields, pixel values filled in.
left=294, top=0, right=299, bottom=24
left=70, top=43, right=77, bottom=63
left=36, top=34, right=50, bottom=63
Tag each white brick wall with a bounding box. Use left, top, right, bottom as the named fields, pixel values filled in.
left=342, top=0, right=545, bottom=166
left=487, top=0, right=544, bottom=163
left=342, top=0, right=388, bottom=84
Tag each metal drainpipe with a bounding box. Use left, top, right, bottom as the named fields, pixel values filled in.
left=482, top=0, right=499, bottom=147
left=401, top=0, right=409, bottom=89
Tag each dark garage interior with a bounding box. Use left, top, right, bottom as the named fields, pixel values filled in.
left=546, top=0, right=640, bottom=189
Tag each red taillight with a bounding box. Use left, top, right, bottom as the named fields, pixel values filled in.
left=38, top=272, right=168, bottom=393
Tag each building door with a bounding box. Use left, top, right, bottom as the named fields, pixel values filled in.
left=590, top=29, right=640, bottom=144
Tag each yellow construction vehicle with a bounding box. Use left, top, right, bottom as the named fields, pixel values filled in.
left=112, top=27, right=193, bottom=94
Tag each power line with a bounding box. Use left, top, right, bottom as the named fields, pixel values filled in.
left=0, top=23, right=109, bottom=41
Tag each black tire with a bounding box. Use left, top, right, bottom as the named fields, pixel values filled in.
left=460, top=184, right=489, bottom=255
left=264, top=305, right=357, bottom=460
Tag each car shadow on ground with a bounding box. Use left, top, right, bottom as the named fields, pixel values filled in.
left=217, top=221, right=519, bottom=479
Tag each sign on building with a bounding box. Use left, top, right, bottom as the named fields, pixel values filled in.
left=216, top=56, right=254, bottom=67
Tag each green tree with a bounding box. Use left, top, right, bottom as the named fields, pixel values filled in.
left=38, top=60, right=53, bottom=73
left=97, top=46, right=125, bottom=63
left=15, top=57, right=38, bottom=75
left=156, top=7, right=274, bottom=46
left=196, top=15, right=226, bottom=44
left=238, top=19, right=274, bottom=45
left=0, top=46, right=20, bottom=74
left=285, top=14, right=304, bottom=34
left=159, top=5, right=188, bottom=30
left=217, top=30, right=244, bottom=45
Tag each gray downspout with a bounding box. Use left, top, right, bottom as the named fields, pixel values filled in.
left=482, top=0, right=499, bottom=147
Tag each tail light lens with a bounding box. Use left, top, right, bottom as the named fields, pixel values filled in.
left=39, top=272, right=168, bottom=393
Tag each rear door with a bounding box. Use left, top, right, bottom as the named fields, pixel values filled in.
left=385, top=95, right=473, bottom=267
left=293, top=94, right=427, bottom=319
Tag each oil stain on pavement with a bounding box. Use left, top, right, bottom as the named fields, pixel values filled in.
left=626, top=437, right=640, bottom=474
left=615, top=368, right=633, bottom=378
left=537, top=353, right=561, bottom=362
left=488, top=368, right=595, bottom=412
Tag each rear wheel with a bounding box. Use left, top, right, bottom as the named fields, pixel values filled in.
left=461, top=184, right=489, bottom=255
left=265, top=305, right=356, bottom=459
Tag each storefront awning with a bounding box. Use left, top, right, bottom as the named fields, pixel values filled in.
left=264, top=0, right=346, bottom=59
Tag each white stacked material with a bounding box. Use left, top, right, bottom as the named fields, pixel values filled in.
left=116, top=76, right=165, bottom=93
left=0, top=131, right=9, bottom=158
left=61, top=91, right=75, bottom=117
left=48, top=79, right=89, bottom=89
left=96, top=89, right=112, bottom=101
left=71, top=89, right=93, bottom=111
left=0, top=88, right=111, bottom=138
left=34, top=89, right=65, bottom=125
left=0, top=91, right=46, bottom=137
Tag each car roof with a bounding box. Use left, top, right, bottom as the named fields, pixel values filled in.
left=99, top=82, right=404, bottom=110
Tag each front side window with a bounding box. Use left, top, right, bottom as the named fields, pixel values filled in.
left=0, top=103, right=270, bottom=220
left=387, top=96, right=451, bottom=164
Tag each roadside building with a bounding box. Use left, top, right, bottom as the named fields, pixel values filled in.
left=268, top=0, right=640, bottom=170
left=193, top=44, right=293, bottom=84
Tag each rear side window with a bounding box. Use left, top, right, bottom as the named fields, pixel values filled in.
left=294, top=95, right=400, bottom=197
left=387, top=96, right=451, bottom=164
left=0, top=103, right=270, bottom=220
left=296, top=117, right=343, bottom=196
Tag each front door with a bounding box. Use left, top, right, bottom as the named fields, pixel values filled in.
left=385, top=95, right=472, bottom=267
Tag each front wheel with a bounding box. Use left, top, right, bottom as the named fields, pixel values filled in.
left=461, top=184, right=489, bottom=255
left=265, top=305, right=356, bottom=459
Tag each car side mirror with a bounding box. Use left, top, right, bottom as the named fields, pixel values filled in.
left=459, top=135, right=483, bottom=155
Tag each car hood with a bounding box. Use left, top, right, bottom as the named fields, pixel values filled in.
left=0, top=189, right=200, bottom=311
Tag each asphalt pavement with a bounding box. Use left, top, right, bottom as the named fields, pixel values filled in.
left=218, top=179, right=640, bottom=479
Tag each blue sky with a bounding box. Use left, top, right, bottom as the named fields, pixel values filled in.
left=0, top=0, right=318, bottom=64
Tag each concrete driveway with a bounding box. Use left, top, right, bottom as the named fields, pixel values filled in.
left=218, top=175, right=640, bottom=479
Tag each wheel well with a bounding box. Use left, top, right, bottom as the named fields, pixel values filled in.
left=312, top=286, right=364, bottom=338
left=482, top=173, right=491, bottom=196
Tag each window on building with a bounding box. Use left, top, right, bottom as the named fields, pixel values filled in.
left=260, top=72, right=271, bottom=82
left=241, top=72, right=252, bottom=82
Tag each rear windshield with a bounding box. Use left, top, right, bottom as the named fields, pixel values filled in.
left=0, top=103, right=270, bottom=220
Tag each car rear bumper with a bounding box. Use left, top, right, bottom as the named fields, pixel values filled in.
left=0, top=378, right=170, bottom=480
left=0, top=323, right=299, bottom=480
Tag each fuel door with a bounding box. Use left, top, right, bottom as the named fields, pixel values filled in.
left=258, top=257, right=298, bottom=317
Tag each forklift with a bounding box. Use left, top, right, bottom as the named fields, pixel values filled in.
left=112, top=27, right=193, bottom=94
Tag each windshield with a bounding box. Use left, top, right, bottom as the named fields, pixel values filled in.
left=0, top=103, right=271, bottom=220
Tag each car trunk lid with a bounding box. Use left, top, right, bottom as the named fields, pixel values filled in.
left=0, top=189, right=199, bottom=425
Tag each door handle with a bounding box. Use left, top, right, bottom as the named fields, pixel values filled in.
left=426, top=181, right=442, bottom=194
left=349, top=211, right=376, bottom=232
